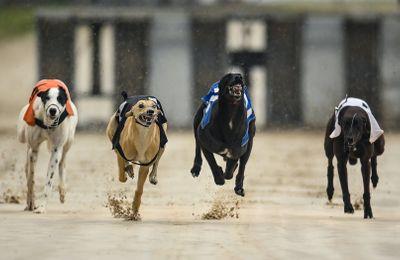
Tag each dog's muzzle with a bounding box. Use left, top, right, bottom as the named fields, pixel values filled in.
left=228, top=85, right=243, bottom=100
left=138, top=110, right=157, bottom=127
left=46, top=105, right=61, bottom=120
left=345, top=137, right=358, bottom=151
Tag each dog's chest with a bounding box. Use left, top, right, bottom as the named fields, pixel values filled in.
left=349, top=146, right=363, bottom=158
left=219, top=148, right=234, bottom=159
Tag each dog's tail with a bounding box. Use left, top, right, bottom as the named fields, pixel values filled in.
left=17, top=105, right=29, bottom=143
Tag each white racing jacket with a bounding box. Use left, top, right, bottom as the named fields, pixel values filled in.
left=329, top=97, right=384, bottom=143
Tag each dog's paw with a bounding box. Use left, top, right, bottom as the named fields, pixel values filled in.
left=190, top=164, right=201, bottom=178
left=224, top=163, right=238, bottom=180
left=224, top=172, right=233, bottom=180
left=149, top=176, right=158, bottom=185
left=127, top=212, right=142, bottom=221
left=60, top=190, right=65, bottom=204
left=364, top=206, right=374, bottom=219
left=371, top=175, right=379, bottom=188
left=24, top=200, right=36, bottom=211
left=212, top=167, right=225, bottom=186
left=326, top=187, right=334, bottom=201
left=234, top=187, right=245, bottom=197
left=344, top=203, right=354, bottom=214
left=125, top=165, right=134, bottom=179
left=119, top=174, right=127, bottom=183
left=59, top=188, right=66, bottom=204
left=33, top=205, right=46, bottom=214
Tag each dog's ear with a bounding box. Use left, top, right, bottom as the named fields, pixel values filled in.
left=121, top=91, right=128, bottom=101
left=125, top=110, right=133, bottom=117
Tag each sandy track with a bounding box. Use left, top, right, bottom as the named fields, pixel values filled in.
left=0, top=131, right=399, bottom=259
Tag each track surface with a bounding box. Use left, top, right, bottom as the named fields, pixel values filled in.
left=1, top=131, right=399, bottom=259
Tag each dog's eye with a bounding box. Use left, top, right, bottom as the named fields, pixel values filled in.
left=152, top=105, right=157, bottom=109
left=57, top=96, right=65, bottom=103
left=45, top=96, right=50, bottom=101
left=139, top=103, right=144, bottom=109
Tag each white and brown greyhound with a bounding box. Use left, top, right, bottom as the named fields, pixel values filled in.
left=17, top=79, right=78, bottom=214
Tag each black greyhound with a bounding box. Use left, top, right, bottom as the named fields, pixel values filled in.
left=324, top=105, right=385, bottom=218
left=190, top=73, right=256, bottom=196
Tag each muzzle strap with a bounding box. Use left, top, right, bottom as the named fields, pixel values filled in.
left=35, top=109, right=68, bottom=130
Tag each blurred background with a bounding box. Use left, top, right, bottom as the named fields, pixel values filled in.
left=0, top=0, right=399, bottom=131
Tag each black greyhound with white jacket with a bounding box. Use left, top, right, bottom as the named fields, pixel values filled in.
left=191, top=73, right=256, bottom=196
left=324, top=97, right=384, bottom=219
left=17, top=79, right=78, bottom=214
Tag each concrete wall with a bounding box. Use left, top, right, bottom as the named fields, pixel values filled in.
left=149, top=11, right=192, bottom=128
left=53, top=11, right=400, bottom=129
left=301, top=16, right=345, bottom=127
left=382, top=17, right=400, bottom=129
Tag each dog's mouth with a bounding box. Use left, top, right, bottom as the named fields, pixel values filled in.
left=137, top=113, right=156, bottom=127
left=228, top=84, right=243, bottom=101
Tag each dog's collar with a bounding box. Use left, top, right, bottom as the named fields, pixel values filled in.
left=35, top=109, right=68, bottom=130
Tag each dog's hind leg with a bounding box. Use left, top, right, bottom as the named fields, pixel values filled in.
left=149, top=123, right=167, bottom=185
left=25, top=146, right=38, bottom=211
left=149, top=147, right=164, bottom=185
left=132, top=166, right=149, bottom=221
left=324, top=114, right=335, bottom=201
left=224, top=159, right=238, bottom=180
left=326, top=157, right=335, bottom=202
left=371, top=156, right=379, bottom=188
left=361, top=158, right=373, bottom=219
left=371, top=135, right=384, bottom=188
left=34, top=146, right=63, bottom=214
left=191, top=104, right=205, bottom=177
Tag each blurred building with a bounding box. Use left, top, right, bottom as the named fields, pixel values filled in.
left=33, top=1, right=400, bottom=129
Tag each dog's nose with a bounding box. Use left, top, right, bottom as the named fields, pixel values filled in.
left=147, top=109, right=155, bottom=115
left=49, top=108, right=57, bottom=116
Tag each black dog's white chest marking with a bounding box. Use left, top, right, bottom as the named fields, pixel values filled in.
left=219, top=148, right=234, bottom=158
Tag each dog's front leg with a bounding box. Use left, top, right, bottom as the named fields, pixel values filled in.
left=132, top=166, right=149, bottom=221
left=200, top=147, right=224, bottom=186
left=191, top=105, right=205, bottom=178
left=34, top=146, right=63, bottom=214
left=234, top=138, right=253, bottom=197
left=361, top=158, right=373, bottom=219
left=58, top=143, right=71, bottom=204
left=25, top=147, right=38, bottom=211
left=224, top=159, right=238, bottom=180
left=336, top=157, right=354, bottom=214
